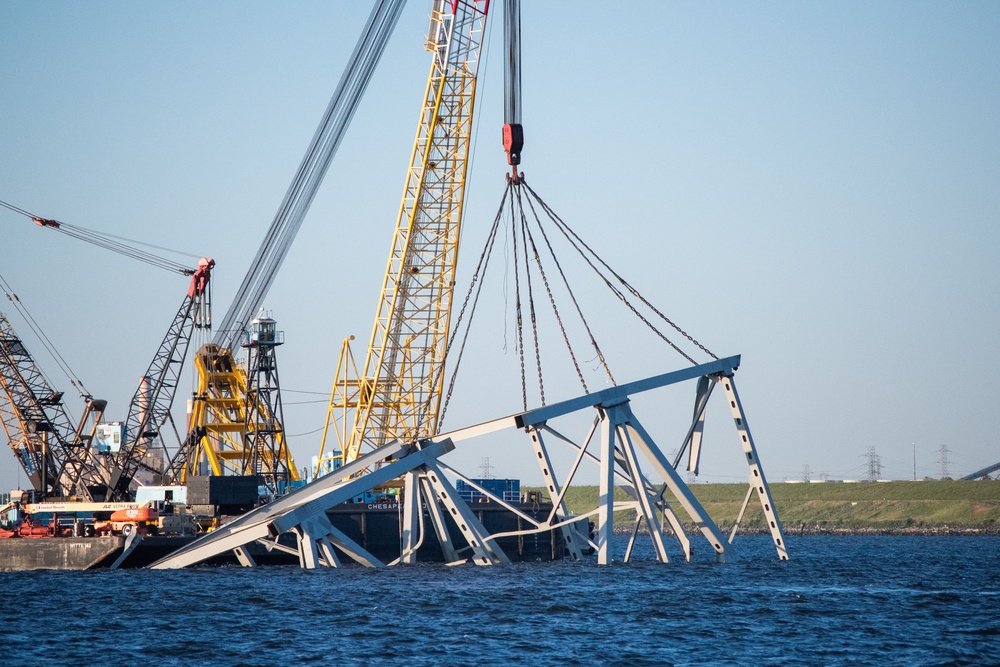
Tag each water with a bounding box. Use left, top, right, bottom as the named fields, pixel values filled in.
left=3, top=536, right=999, bottom=666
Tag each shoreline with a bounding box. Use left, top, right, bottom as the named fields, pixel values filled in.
left=630, top=525, right=1000, bottom=537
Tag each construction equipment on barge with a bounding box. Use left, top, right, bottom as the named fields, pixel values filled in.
left=154, top=0, right=788, bottom=570
left=3, top=0, right=790, bottom=570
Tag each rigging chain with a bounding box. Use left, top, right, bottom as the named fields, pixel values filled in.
left=441, top=172, right=718, bottom=425
left=522, top=181, right=719, bottom=363
left=514, top=186, right=546, bottom=405
left=437, top=186, right=509, bottom=429
left=520, top=185, right=615, bottom=386
left=509, top=188, right=528, bottom=410
left=516, top=183, right=592, bottom=394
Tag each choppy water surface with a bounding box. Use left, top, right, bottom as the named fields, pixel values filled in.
left=3, top=536, right=999, bottom=666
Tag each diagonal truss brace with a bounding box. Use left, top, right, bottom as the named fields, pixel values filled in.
left=151, top=354, right=787, bottom=569
left=151, top=434, right=513, bottom=570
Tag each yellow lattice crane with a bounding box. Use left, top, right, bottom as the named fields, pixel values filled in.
left=168, top=338, right=301, bottom=495
left=317, top=0, right=491, bottom=473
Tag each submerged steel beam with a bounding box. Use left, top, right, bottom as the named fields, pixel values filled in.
left=150, top=439, right=453, bottom=569
left=717, top=374, right=789, bottom=560
left=148, top=355, right=786, bottom=569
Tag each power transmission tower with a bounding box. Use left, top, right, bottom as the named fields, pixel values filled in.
left=802, top=464, right=811, bottom=483
left=865, top=447, right=882, bottom=482
left=936, top=444, right=951, bottom=479
left=479, top=457, right=496, bottom=480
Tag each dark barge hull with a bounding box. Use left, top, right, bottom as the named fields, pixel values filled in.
left=0, top=501, right=572, bottom=570
left=0, top=535, right=199, bottom=571
left=324, top=500, right=568, bottom=564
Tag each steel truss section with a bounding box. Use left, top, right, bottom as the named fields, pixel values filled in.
left=242, top=333, right=296, bottom=497
left=321, top=0, right=491, bottom=473
left=434, top=354, right=789, bottom=564
left=148, top=437, right=510, bottom=569
left=167, top=344, right=300, bottom=490
left=150, top=355, right=787, bottom=569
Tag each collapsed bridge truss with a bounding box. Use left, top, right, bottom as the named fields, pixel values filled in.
left=150, top=355, right=787, bottom=569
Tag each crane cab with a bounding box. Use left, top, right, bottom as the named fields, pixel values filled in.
left=244, top=314, right=283, bottom=347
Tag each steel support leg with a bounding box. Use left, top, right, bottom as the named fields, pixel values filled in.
left=623, top=410, right=731, bottom=562
left=596, top=407, right=617, bottom=564
left=401, top=471, right=420, bottom=564
left=614, top=420, right=670, bottom=563
left=233, top=545, right=257, bottom=567
left=423, top=461, right=510, bottom=565
left=419, top=475, right=460, bottom=563
left=528, top=427, right=586, bottom=561
left=716, top=374, right=789, bottom=560
left=686, top=375, right=712, bottom=475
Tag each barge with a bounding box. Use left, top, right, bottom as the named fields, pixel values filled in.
left=0, top=485, right=582, bottom=570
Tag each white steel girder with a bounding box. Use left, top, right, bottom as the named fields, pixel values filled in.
left=526, top=427, right=587, bottom=561
left=148, top=355, right=788, bottom=569
left=151, top=439, right=460, bottom=569
left=716, top=374, right=789, bottom=560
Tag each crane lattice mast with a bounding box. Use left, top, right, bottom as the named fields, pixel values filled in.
left=0, top=312, right=107, bottom=499
left=105, top=259, right=214, bottom=500
left=320, top=0, right=490, bottom=470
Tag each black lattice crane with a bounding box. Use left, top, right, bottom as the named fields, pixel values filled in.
left=0, top=310, right=107, bottom=500
left=105, top=258, right=214, bottom=500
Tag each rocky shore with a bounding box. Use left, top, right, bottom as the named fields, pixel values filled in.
left=615, top=523, right=1000, bottom=537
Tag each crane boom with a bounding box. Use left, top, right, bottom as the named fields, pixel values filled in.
left=106, top=258, right=214, bottom=500
left=0, top=312, right=107, bottom=499
left=320, top=0, right=490, bottom=469
left=213, top=0, right=407, bottom=350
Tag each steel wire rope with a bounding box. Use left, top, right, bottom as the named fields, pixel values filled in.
left=214, top=0, right=406, bottom=350
left=437, top=185, right=509, bottom=428
left=519, top=183, right=616, bottom=386
left=513, top=185, right=545, bottom=405
left=503, top=0, right=522, bottom=125
left=0, top=199, right=197, bottom=275
left=0, top=271, right=91, bottom=398
left=0, top=199, right=34, bottom=218
left=516, top=183, right=592, bottom=394
left=522, top=182, right=718, bottom=363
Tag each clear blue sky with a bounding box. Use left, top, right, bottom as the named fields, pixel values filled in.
left=1, top=2, right=998, bottom=493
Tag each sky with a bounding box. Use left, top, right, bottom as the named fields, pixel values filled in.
left=1, top=1, right=998, bottom=494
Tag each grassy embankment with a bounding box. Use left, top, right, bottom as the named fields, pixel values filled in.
left=529, top=480, right=1000, bottom=533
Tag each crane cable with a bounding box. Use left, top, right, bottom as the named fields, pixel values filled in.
left=522, top=181, right=718, bottom=364
left=514, top=183, right=594, bottom=393
left=509, top=187, right=531, bottom=409
left=0, top=199, right=197, bottom=276
left=440, top=173, right=719, bottom=426
left=0, top=271, right=92, bottom=398
left=213, top=0, right=406, bottom=350
left=0, top=196, right=209, bottom=399
left=437, top=187, right=509, bottom=428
